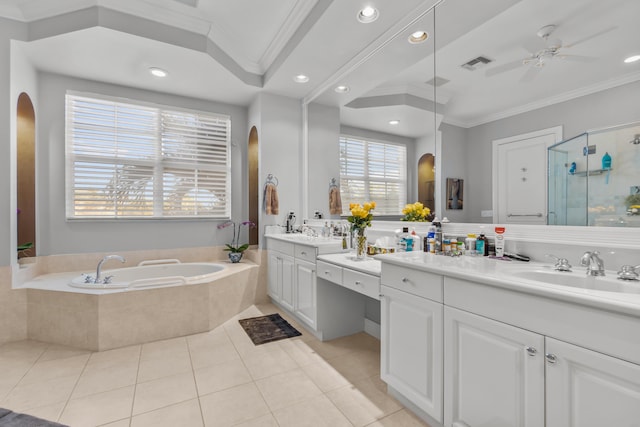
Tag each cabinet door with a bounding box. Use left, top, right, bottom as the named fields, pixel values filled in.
left=294, top=260, right=316, bottom=328
left=267, top=251, right=281, bottom=302
left=381, top=285, right=443, bottom=423
left=444, top=307, right=544, bottom=427
left=546, top=337, right=640, bottom=427
left=280, top=255, right=295, bottom=311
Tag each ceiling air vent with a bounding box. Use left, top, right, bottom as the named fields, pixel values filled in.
left=460, top=56, right=493, bottom=71
left=425, top=76, right=450, bottom=87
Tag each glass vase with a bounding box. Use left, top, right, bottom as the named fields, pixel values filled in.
left=354, top=228, right=367, bottom=260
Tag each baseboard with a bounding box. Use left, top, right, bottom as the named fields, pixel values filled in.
left=364, top=318, right=381, bottom=339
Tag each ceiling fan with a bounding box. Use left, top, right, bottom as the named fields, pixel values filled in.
left=486, top=24, right=615, bottom=82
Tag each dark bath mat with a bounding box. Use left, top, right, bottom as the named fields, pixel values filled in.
left=0, top=408, right=68, bottom=427
left=238, top=313, right=302, bottom=345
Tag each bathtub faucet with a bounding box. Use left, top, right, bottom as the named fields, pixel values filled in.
left=95, top=255, right=126, bottom=284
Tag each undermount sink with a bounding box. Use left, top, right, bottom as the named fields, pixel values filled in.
left=510, top=269, right=640, bottom=294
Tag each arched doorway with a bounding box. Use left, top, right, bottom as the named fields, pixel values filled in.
left=418, top=153, right=435, bottom=214
left=248, top=126, right=259, bottom=245
left=17, top=93, right=36, bottom=258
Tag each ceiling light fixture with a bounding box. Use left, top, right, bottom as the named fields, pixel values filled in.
left=389, top=120, right=400, bottom=125
left=149, top=67, right=168, bottom=77
left=293, top=74, right=309, bottom=83
left=408, top=31, right=428, bottom=44
left=624, top=55, right=640, bottom=64
left=357, top=6, right=379, bottom=24
left=334, top=85, right=350, bottom=93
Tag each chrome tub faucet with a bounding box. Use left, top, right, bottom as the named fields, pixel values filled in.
left=95, top=255, right=126, bottom=284
left=580, top=251, right=605, bottom=276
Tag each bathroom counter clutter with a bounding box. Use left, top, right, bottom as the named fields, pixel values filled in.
left=316, top=253, right=381, bottom=276
left=376, top=251, right=640, bottom=316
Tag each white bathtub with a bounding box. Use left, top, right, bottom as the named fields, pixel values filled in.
left=69, top=261, right=226, bottom=289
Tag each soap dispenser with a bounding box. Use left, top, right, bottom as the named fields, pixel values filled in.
left=602, top=152, right=612, bottom=170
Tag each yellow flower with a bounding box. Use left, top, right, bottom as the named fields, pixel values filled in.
left=363, top=202, right=372, bottom=211
left=413, top=202, right=423, bottom=210
left=370, top=201, right=376, bottom=209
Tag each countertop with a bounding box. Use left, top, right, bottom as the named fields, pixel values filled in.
left=264, top=233, right=346, bottom=249
left=317, top=253, right=381, bottom=276
left=376, top=252, right=640, bottom=317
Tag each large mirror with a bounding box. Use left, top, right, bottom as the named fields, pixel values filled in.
left=319, top=0, right=640, bottom=226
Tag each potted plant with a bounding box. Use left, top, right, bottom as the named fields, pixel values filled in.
left=217, top=220, right=256, bottom=263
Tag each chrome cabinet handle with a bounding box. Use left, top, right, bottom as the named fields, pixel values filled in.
left=300, top=251, right=307, bottom=255
left=355, top=281, right=362, bottom=285
left=526, top=347, right=537, bottom=357
left=545, top=353, right=557, bottom=364
left=401, top=277, right=409, bottom=283
left=324, top=271, right=330, bottom=275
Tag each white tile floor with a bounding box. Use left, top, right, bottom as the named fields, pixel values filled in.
left=0, top=303, right=431, bottom=427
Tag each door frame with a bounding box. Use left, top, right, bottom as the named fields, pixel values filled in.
left=492, top=126, right=563, bottom=224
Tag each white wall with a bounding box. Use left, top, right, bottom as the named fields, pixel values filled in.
left=36, top=72, right=249, bottom=255
left=307, top=102, right=340, bottom=219
left=450, top=80, right=640, bottom=223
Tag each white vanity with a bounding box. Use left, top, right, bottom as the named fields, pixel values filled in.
left=377, top=251, right=640, bottom=427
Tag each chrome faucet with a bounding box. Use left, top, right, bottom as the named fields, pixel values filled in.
left=95, top=255, right=126, bottom=284
left=546, top=254, right=572, bottom=272
left=580, top=251, right=605, bottom=276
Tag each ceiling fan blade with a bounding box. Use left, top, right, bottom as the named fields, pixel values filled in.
left=563, top=26, right=617, bottom=48
left=485, top=59, right=525, bottom=77
left=556, top=54, right=596, bottom=63
left=520, top=66, right=542, bottom=83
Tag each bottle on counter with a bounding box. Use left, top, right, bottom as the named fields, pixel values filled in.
left=465, top=233, right=477, bottom=255
left=476, top=232, right=488, bottom=256
left=425, top=223, right=436, bottom=253
left=494, top=226, right=506, bottom=257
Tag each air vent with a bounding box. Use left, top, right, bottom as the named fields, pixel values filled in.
left=425, top=76, right=450, bottom=87
left=460, top=56, right=493, bottom=71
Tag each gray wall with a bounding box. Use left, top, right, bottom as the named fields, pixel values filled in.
left=308, top=102, right=340, bottom=219
left=36, top=72, right=249, bottom=255
left=439, top=123, right=469, bottom=223
left=447, top=80, right=640, bottom=223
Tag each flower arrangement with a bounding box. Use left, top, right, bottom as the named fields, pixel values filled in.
left=217, top=220, right=256, bottom=253
left=347, top=201, right=376, bottom=231
left=401, top=202, right=431, bottom=222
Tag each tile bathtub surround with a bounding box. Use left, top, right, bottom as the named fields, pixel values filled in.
left=0, top=304, right=431, bottom=427
left=0, top=265, right=28, bottom=345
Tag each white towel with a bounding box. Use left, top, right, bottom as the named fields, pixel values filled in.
left=329, top=186, right=342, bottom=215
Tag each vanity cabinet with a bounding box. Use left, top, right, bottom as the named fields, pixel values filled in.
left=444, top=306, right=545, bottom=427
left=294, top=259, right=316, bottom=328
left=380, top=264, right=444, bottom=423
left=545, top=337, right=640, bottom=427
left=267, top=250, right=294, bottom=311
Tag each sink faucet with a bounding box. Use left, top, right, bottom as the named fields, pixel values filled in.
left=95, top=255, right=126, bottom=283
left=580, top=251, right=605, bottom=276
left=546, top=254, right=572, bottom=272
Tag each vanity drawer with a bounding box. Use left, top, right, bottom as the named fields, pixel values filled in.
left=294, top=244, right=317, bottom=263
left=267, top=238, right=294, bottom=256
left=343, top=269, right=380, bottom=300
left=381, top=263, right=443, bottom=302
left=317, top=261, right=342, bottom=285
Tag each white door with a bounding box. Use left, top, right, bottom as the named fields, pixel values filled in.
left=267, top=251, right=281, bottom=302
left=444, top=307, right=545, bottom=427
left=381, top=285, right=443, bottom=423
left=493, top=126, right=562, bottom=224
left=546, top=337, right=640, bottom=427
left=294, top=259, right=316, bottom=328
left=280, top=255, right=295, bottom=311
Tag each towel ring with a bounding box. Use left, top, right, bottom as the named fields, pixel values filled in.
left=329, top=177, right=338, bottom=189
left=265, top=174, right=279, bottom=187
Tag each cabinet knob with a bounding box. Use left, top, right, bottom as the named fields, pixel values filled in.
left=525, top=347, right=537, bottom=357
left=545, top=353, right=557, bottom=364
left=355, top=281, right=362, bottom=285
left=324, top=271, right=330, bottom=275
left=301, top=251, right=307, bottom=255
left=401, top=277, right=410, bottom=283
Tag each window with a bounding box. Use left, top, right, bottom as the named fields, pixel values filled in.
left=339, top=135, right=407, bottom=215
left=65, top=93, right=231, bottom=219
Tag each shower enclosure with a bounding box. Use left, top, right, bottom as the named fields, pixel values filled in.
left=548, top=121, right=640, bottom=227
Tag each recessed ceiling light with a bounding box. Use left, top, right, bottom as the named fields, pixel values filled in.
left=293, top=74, right=309, bottom=83
left=149, top=67, right=168, bottom=77
left=624, top=55, right=640, bottom=64
left=408, top=31, right=429, bottom=44
left=389, top=120, right=400, bottom=125
left=357, top=6, right=379, bottom=23
left=334, top=85, right=350, bottom=93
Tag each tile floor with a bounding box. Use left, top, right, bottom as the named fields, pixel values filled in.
left=0, top=303, right=431, bottom=427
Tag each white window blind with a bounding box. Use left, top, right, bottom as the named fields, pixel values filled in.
left=339, top=135, right=407, bottom=215
left=65, top=93, right=231, bottom=219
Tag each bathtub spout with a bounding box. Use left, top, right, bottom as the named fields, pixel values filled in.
left=95, top=255, right=126, bottom=284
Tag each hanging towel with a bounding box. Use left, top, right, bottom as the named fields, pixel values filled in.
left=329, top=186, right=342, bottom=215
left=264, top=183, right=279, bottom=215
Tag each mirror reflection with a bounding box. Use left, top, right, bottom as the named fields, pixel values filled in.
left=330, top=0, right=640, bottom=226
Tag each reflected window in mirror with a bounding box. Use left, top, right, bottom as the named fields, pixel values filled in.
left=339, top=135, right=407, bottom=215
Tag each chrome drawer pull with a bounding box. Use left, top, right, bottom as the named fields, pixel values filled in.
left=526, top=347, right=537, bottom=357
left=401, top=277, right=409, bottom=283
left=355, top=281, right=362, bottom=285
left=545, top=353, right=557, bottom=364
left=324, top=271, right=330, bottom=275
left=300, top=251, right=307, bottom=255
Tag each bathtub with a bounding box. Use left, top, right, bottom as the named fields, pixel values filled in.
left=69, top=260, right=226, bottom=289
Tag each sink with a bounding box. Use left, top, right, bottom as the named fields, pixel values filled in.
left=510, top=269, right=640, bottom=294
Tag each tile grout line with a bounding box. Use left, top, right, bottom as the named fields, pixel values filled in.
left=55, top=345, right=92, bottom=423
left=0, top=341, right=49, bottom=408
left=185, top=333, right=207, bottom=427
left=127, top=344, right=143, bottom=426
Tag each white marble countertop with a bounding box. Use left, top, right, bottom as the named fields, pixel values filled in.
left=265, top=233, right=346, bottom=249
left=376, top=252, right=640, bottom=317
left=317, top=253, right=382, bottom=277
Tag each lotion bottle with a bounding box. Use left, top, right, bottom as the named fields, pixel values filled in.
left=494, top=226, right=506, bottom=257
